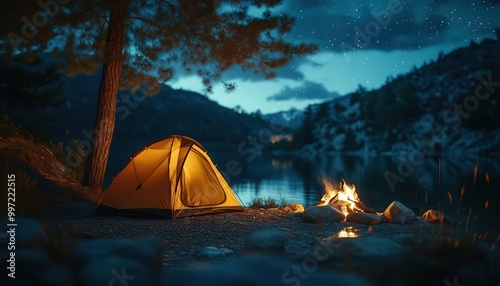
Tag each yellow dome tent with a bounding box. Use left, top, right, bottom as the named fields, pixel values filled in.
left=93, top=136, right=244, bottom=218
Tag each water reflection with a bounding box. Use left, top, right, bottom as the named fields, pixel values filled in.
left=334, top=226, right=360, bottom=238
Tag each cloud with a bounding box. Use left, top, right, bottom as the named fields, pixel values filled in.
left=267, top=81, right=340, bottom=101
left=174, top=0, right=499, bottom=86
left=219, top=57, right=311, bottom=82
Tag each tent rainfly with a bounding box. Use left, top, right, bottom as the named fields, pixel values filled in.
left=93, top=136, right=244, bottom=219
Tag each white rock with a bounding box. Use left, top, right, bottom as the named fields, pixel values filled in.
left=382, top=201, right=416, bottom=224
left=345, top=213, right=382, bottom=225
left=302, top=205, right=345, bottom=223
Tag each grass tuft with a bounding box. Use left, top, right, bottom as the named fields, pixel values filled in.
left=2, top=114, right=88, bottom=181
left=249, top=196, right=288, bottom=209
left=47, top=139, right=87, bottom=181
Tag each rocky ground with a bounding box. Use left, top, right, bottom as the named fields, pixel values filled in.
left=2, top=200, right=498, bottom=285
left=40, top=201, right=464, bottom=267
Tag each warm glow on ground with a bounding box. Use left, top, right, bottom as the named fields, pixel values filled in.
left=335, top=226, right=359, bottom=238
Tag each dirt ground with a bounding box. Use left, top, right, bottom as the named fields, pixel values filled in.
left=40, top=201, right=468, bottom=268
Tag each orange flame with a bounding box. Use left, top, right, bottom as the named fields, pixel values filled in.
left=466, top=208, right=472, bottom=233
left=492, top=235, right=500, bottom=251
left=318, top=176, right=363, bottom=215
left=473, top=161, right=478, bottom=187
left=458, top=184, right=465, bottom=212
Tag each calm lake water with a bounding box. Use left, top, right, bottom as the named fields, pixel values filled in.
left=212, top=152, right=499, bottom=236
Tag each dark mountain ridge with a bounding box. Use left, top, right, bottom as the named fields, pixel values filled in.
left=291, top=36, right=500, bottom=156
left=1, top=66, right=274, bottom=177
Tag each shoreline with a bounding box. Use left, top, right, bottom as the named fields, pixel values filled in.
left=3, top=200, right=498, bottom=285
left=40, top=201, right=476, bottom=268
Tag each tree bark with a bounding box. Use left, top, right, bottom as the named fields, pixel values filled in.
left=82, top=0, right=127, bottom=189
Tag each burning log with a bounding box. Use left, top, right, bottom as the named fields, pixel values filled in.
left=328, top=194, right=338, bottom=204
left=316, top=194, right=338, bottom=206
left=347, top=198, right=376, bottom=214
left=318, top=176, right=377, bottom=215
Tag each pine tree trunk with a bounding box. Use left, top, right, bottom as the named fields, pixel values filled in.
left=82, top=0, right=127, bottom=189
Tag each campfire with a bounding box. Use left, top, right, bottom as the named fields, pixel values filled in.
left=317, top=176, right=375, bottom=215
left=303, top=175, right=438, bottom=227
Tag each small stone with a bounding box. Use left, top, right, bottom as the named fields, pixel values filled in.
left=382, top=201, right=416, bottom=224
left=302, top=205, right=345, bottom=223
left=282, top=203, right=304, bottom=213
left=198, top=246, right=233, bottom=259
left=345, top=213, right=382, bottom=225
left=245, top=229, right=286, bottom=254
left=421, top=209, right=448, bottom=223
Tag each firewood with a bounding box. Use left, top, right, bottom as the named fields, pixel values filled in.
left=347, top=198, right=376, bottom=214
left=328, top=194, right=339, bottom=204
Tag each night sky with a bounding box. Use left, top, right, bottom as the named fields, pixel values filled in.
left=171, top=0, right=500, bottom=114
